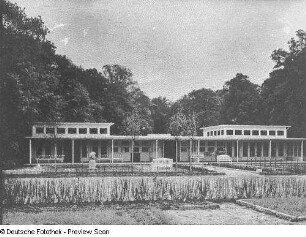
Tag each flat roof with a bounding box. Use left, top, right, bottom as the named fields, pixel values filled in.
left=33, top=122, right=114, bottom=126
left=201, top=124, right=291, bottom=130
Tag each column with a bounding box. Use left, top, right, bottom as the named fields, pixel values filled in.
left=197, top=140, right=200, bottom=155
left=231, top=141, right=235, bottom=158
left=71, top=139, right=75, bottom=164
left=276, top=142, right=279, bottom=158
left=175, top=139, right=178, bottom=168
left=301, top=140, right=304, bottom=162
left=54, top=142, right=57, bottom=159
left=111, top=139, right=114, bottom=163
left=155, top=140, right=158, bottom=159
left=236, top=140, right=239, bottom=162
left=269, top=140, right=272, bottom=160
left=131, top=139, right=134, bottom=163
left=29, top=139, right=32, bottom=164
left=247, top=142, right=250, bottom=160
left=162, top=141, right=165, bottom=157
left=179, top=140, right=181, bottom=162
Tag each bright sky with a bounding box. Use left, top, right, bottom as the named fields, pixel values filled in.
left=12, top=0, right=306, bottom=100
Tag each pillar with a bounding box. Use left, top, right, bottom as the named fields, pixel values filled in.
left=162, top=141, right=165, bottom=157
left=231, top=141, right=235, bottom=158
left=131, top=139, right=134, bottom=163
left=197, top=140, right=200, bottom=155
left=269, top=140, right=272, bottom=160
left=301, top=140, right=304, bottom=162
left=175, top=139, right=178, bottom=169
left=71, top=139, right=75, bottom=164
left=29, top=139, right=32, bottom=164
left=236, top=140, right=239, bottom=162
left=155, top=140, right=158, bottom=159
left=247, top=142, right=250, bottom=160
left=111, top=139, right=114, bottom=163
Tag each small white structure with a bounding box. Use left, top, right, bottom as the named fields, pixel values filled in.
left=151, top=158, right=173, bottom=171
left=217, top=154, right=232, bottom=163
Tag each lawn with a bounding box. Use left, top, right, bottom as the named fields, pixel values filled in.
left=245, top=197, right=306, bottom=217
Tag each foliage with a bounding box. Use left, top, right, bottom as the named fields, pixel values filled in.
left=168, top=112, right=198, bottom=136
left=4, top=176, right=306, bottom=205
left=261, top=30, right=306, bottom=137
left=122, top=110, right=153, bottom=136
left=171, top=88, right=221, bottom=133
left=221, top=73, right=262, bottom=125
left=150, top=97, right=172, bottom=134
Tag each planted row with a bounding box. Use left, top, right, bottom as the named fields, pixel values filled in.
left=4, top=176, right=306, bottom=205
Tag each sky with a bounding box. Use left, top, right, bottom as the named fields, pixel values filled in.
left=12, top=0, right=306, bottom=100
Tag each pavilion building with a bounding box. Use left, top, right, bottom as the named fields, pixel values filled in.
left=26, top=122, right=305, bottom=164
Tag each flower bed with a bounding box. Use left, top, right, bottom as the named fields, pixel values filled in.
left=4, top=176, right=306, bottom=206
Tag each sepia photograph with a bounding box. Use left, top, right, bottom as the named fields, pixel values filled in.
left=1, top=0, right=306, bottom=229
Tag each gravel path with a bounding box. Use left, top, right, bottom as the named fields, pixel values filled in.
left=163, top=203, right=306, bottom=225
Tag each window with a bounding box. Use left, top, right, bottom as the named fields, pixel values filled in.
left=244, top=130, right=251, bottom=135
left=113, top=147, right=119, bottom=153
left=210, top=131, right=213, bottom=136
left=79, top=128, right=87, bottom=134
left=226, top=130, right=233, bottom=135
left=36, top=127, right=44, bottom=134
left=68, top=128, right=77, bottom=134
left=199, top=147, right=205, bottom=152
left=235, top=130, right=242, bottom=135
left=252, top=130, right=259, bottom=136
left=214, top=131, right=217, bottom=136
left=277, top=130, right=284, bottom=136
left=269, top=130, right=276, bottom=136
left=90, top=128, right=98, bottom=134
left=207, top=132, right=210, bottom=137
left=218, top=131, right=221, bottom=136
left=100, top=128, right=107, bottom=134
left=57, top=128, right=65, bottom=134
left=46, top=128, right=55, bottom=134
left=122, top=140, right=130, bottom=153
left=208, top=141, right=214, bottom=146
left=260, top=130, right=267, bottom=136
left=221, top=130, right=224, bottom=135
left=142, top=141, right=150, bottom=153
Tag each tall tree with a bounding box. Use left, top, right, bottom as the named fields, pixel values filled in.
left=221, top=73, right=261, bottom=125
left=261, top=30, right=306, bottom=137
left=150, top=97, right=172, bottom=134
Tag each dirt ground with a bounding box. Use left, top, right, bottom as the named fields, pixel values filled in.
left=3, top=202, right=306, bottom=225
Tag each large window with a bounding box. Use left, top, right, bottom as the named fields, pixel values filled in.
left=235, top=130, right=242, bottom=135
left=252, top=130, right=259, bottom=136
left=46, top=128, right=55, bottom=134
left=244, top=130, right=251, bottom=135
left=36, top=127, right=44, bottom=134
left=122, top=141, right=130, bottom=153
left=260, top=130, right=267, bottom=136
left=269, top=130, right=276, bottom=136
left=79, top=128, right=87, bottom=134
left=57, top=128, right=65, bottom=134
left=100, top=128, right=107, bottom=134
left=90, top=128, right=98, bottom=134
left=226, top=130, right=233, bottom=135
left=68, top=128, right=77, bottom=134
left=277, top=130, right=284, bottom=136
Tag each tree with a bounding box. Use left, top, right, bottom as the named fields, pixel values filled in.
left=171, top=88, right=221, bottom=133
left=150, top=97, right=172, bottom=134
left=122, top=110, right=153, bottom=136
left=261, top=30, right=306, bottom=137
left=221, top=73, right=262, bottom=125
left=168, top=111, right=198, bottom=136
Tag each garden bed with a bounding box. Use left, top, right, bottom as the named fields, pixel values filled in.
left=236, top=198, right=306, bottom=222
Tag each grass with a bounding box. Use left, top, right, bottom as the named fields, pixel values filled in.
left=245, top=197, right=306, bottom=217
left=3, top=203, right=176, bottom=225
